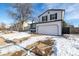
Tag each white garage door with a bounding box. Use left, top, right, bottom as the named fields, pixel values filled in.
left=37, top=25, right=59, bottom=35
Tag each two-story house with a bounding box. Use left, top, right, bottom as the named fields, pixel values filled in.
left=31, top=9, right=65, bottom=35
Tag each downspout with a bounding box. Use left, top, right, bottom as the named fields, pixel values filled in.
left=61, top=11, right=63, bottom=35
left=61, top=10, right=65, bottom=35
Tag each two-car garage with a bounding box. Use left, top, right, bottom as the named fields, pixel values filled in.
left=36, top=21, right=62, bottom=35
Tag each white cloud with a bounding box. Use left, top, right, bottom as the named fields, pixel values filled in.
left=65, top=4, right=79, bottom=20
left=65, top=12, right=79, bottom=20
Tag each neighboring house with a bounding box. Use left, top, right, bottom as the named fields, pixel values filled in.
left=22, top=21, right=30, bottom=31
left=10, top=21, right=30, bottom=31
left=30, top=9, right=65, bottom=35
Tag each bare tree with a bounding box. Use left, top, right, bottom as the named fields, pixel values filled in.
left=8, top=3, right=32, bottom=31
left=0, top=23, right=6, bottom=30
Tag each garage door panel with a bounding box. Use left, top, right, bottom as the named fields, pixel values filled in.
left=37, top=25, right=58, bottom=35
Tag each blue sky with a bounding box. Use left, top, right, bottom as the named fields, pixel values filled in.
left=0, top=4, right=14, bottom=25
left=0, top=3, right=79, bottom=27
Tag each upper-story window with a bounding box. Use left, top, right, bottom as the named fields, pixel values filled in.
left=42, top=16, right=47, bottom=22
left=50, top=13, right=57, bottom=20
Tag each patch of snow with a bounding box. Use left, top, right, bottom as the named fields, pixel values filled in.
left=1, top=31, right=79, bottom=56
left=0, top=45, right=24, bottom=55
left=0, top=31, right=31, bottom=55
left=52, top=35, right=79, bottom=56
left=0, top=34, right=52, bottom=55
left=0, top=32, right=31, bottom=40
left=0, top=43, right=13, bottom=48
left=19, top=36, right=52, bottom=48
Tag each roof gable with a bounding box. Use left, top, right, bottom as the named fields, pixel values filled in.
left=38, top=9, right=65, bottom=17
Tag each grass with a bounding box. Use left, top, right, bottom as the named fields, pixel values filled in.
left=0, top=37, right=7, bottom=45
left=11, top=50, right=25, bottom=56
left=26, top=39, right=54, bottom=56
left=26, top=39, right=54, bottom=49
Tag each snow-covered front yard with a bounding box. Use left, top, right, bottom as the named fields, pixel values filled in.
left=0, top=31, right=79, bottom=56
left=52, top=34, right=79, bottom=56
left=0, top=31, right=31, bottom=40
left=0, top=31, right=53, bottom=56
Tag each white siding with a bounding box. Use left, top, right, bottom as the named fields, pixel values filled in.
left=36, top=21, right=62, bottom=35
left=39, top=10, right=64, bottom=22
